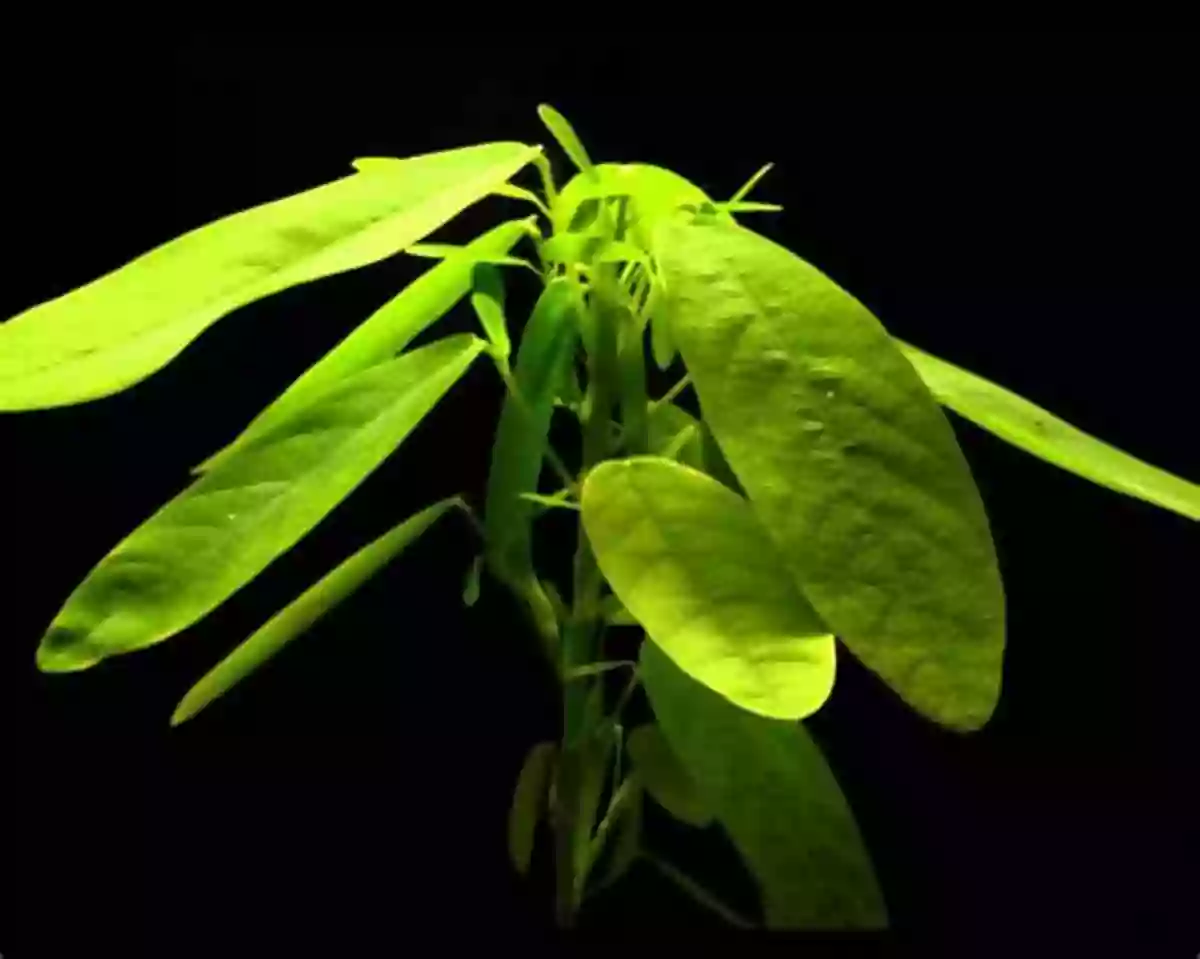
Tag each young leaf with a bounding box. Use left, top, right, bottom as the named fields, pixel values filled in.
left=36, top=335, right=485, bottom=673
left=171, top=497, right=458, bottom=725
left=581, top=456, right=836, bottom=720
left=616, top=304, right=649, bottom=454
left=641, top=642, right=888, bottom=930
left=470, top=263, right=511, bottom=358
left=537, top=104, right=594, bottom=174
left=509, top=741, right=558, bottom=876
left=0, top=143, right=537, bottom=411
left=655, top=217, right=1005, bottom=731
left=728, top=162, right=774, bottom=203
left=462, top=553, right=483, bottom=607
left=484, top=280, right=580, bottom=583
left=626, top=724, right=714, bottom=828
left=517, top=491, right=580, bottom=512
left=593, top=778, right=643, bottom=892
left=896, top=339, right=1200, bottom=522
left=195, top=219, right=530, bottom=474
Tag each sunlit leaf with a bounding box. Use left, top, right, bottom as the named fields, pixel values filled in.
left=537, top=104, right=594, bottom=174
left=655, top=217, right=1005, bottom=731
left=897, top=339, right=1200, bottom=522
left=626, top=723, right=714, bottom=828
left=36, top=335, right=485, bottom=672
left=641, top=643, right=888, bottom=929
left=171, top=497, right=458, bottom=725
left=581, top=456, right=836, bottom=720
left=196, top=219, right=530, bottom=474
left=508, top=740, right=557, bottom=875
left=470, top=263, right=511, bottom=358
left=0, top=143, right=537, bottom=411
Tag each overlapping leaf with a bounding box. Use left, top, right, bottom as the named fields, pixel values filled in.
left=0, top=143, right=537, bottom=410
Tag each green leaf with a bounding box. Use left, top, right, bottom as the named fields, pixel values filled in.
left=470, top=263, right=511, bottom=358
left=594, top=778, right=643, bottom=891
left=36, top=335, right=485, bottom=672
left=484, top=279, right=580, bottom=583
left=581, top=456, right=836, bottom=720
left=508, top=740, right=557, bottom=876
left=626, top=724, right=714, bottom=828
left=171, top=497, right=458, bottom=726
left=600, top=593, right=639, bottom=627
left=655, top=217, right=1005, bottom=731
left=564, top=659, right=636, bottom=681
left=0, top=143, right=537, bottom=411
left=649, top=285, right=678, bottom=371
left=728, top=162, right=775, bottom=203
left=517, top=491, right=580, bottom=512
left=537, top=104, right=594, bottom=173
left=896, top=339, right=1200, bottom=522
left=718, top=201, right=783, bottom=214
left=462, top=553, right=483, bottom=607
left=195, top=218, right=530, bottom=474
left=616, top=304, right=649, bottom=454
left=641, top=642, right=887, bottom=930
left=646, top=403, right=741, bottom=492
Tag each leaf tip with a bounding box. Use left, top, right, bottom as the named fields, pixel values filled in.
left=35, top=628, right=101, bottom=673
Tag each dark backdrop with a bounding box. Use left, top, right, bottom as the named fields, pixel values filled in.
left=2, top=35, right=1196, bottom=957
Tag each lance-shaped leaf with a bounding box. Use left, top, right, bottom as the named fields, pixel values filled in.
left=508, top=740, right=558, bottom=876
left=196, top=218, right=531, bottom=474
left=470, top=263, right=511, bottom=358
left=626, top=723, right=714, bottom=828
left=641, top=642, right=888, bottom=930
left=171, top=497, right=459, bottom=725
left=484, top=279, right=579, bottom=582
left=537, top=104, right=594, bottom=174
left=655, top=217, right=1005, bottom=731
left=581, top=456, right=836, bottom=720
left=896, top=339, right=1200, bottom=522
left=0, top=143, right=537, bottom=411
left=36, top=335, right=485, bottom=673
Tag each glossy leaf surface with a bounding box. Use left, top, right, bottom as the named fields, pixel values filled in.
left=37, top=335, right=484, bottom=672
left=0, top=143, right=536, bottom=410
left=582, top=456, right=836, bottom=720
left=656, top=217, right=1005, bottom=730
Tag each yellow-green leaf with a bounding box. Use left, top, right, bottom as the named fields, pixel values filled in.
left=537, top=104, right=594, bottom=174
left=508, top=740, right=557, bottom=875
left=655, top=217, right=1005, bottom=731
left=0, top=143, right=537, bottom=411
left=171, top=497, right=458, bottom=726
left=641, top=642, right=887, bottom=929
left=36, top=335, right=485, bottom=673
left=896, top=339, right=1200, bottom=522
left=626, top=724, right=714, bottom=828
left=195, top=218, right=530, bottom=474
left=581, top=456, right=836, bottom=720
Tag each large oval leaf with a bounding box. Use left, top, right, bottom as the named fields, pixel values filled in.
left=36, top=334, right=485, bottom=672
left=896, top=339, right=1200, bottom=522
left=641, top=642, right=887, bottom=930
left=170, top=497, right=460, bottom=726
left=196, top=218, right=531, bottom=474
left=581, top=456, right=836, bottom=720
left=626, top=723, right=713, bottom=828
left=0, top=142, right=537, bottom=411
left=655, top=217, right=1005, bottom=731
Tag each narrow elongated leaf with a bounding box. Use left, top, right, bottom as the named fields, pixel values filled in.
left=171, top=497, right=458, bottom=725
left=595, top=778, right=643, bottom=890
left=462, top=553, right=483, bottom=607
left=509, top=740, right=557, bottom=875
left=656, top=217, right=1005, bottom=730
left=36, top=335, right=485, bottom=672
left=616, top=304, right=649, bottom=453
left=196, top=219, right=530, bottom=474
left=484, top=279, right=580, bottom=582
left=581, top=457, right=836, bottom=720
left=896, top=339, right=1200, bottom=521
left=641, top=642, right=887, bottom=930
left=626, top=724, right=713, bottom=828
left=0, top=143, right=537, bottom=411
left=470, top=262, right=511, bottom=358
left=728, top=162, right=775, bottom=204
left=537, top=104, right=594, bottom=173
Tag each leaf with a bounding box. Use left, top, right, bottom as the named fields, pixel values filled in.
left=728, top=162, right=775, bottom=203
left=508, top=740, right=558, bottom=876
left=649, top=288, right=678, bottom=370
left=483, top=279, right=580, bottom=583
left=641, top=642, right=888, bottom=930
left=600, top=594, right=639, bottom=627
left=616, top=304, right=649, bottom=454
left=564, top=660, right=636, bottom=681
left=626, top=724, right=714, bottom=828
left=470, top=263, right=511, bottom=358
left=171, top=497, right=458, bottom=725
left=0, top=143, right=537, bottom=411
left=646, top=402, right=741, bottom=492
left=595, top=778, right=643, bottom=890
left=462, top=553, right=483, bottom=607
left=195, top=218, right=530, bottom=474
left=655, top=217, right=1005, bottom=731
left=517, top=491, right=580, bottom=512
left=718, top=201, right=783, bottom=214
left=537, top=103, right=594, bottom=173
left=581, top=456, right=836, bottom=720
left=896, top=339, right=1200, bottom=522
left=36, top=335, right=485, bottom=672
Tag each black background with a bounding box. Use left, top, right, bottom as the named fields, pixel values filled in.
left=2, top=35, right=1197, bottom=957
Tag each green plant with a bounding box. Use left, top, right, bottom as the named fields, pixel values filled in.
left=4, top=104, right=1196, bottom=930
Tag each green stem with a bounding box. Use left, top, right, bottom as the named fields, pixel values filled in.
left=574, top=775, right=637, bottom=902
left=645, top=854, right=756, bottom=929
